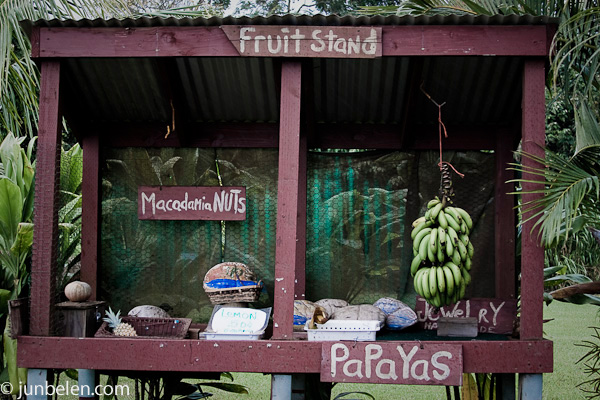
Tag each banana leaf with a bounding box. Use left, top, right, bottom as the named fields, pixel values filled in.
left=3, top=320, right=26, bottom=394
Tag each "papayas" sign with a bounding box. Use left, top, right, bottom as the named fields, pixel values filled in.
left=321, top=342, right=463, bottom=385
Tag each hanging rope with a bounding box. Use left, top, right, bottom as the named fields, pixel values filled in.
left=420, top=82, right=464, bottom=204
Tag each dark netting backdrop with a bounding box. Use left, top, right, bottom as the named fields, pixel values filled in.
left=100, top=148, right=495, bottom=322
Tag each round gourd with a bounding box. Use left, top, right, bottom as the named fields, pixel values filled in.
left=64, top=281, right=92, bottom=302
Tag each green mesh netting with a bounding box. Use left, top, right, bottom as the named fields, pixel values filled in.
left=100, top=148, right=495, bottom=322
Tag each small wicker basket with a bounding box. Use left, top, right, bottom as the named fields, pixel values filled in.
left=94, top=316, right=191, bottom=339
left=203, top=262, right=263, bottom=305
left=204, top=284, right=262, bottom=305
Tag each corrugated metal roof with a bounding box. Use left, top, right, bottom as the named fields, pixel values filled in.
left=27, top=14, right=553, bottom=130
left=59, top=56, right=523, bottom=126
left=22, top=13, right=557, bottom=30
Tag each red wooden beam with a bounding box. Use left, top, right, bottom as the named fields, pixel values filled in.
left=272, top=61, right=303, bottom=339
left=313, top=124, right=499, bottom=150
left=382, top=26, right=549, bottom=56
left=17, top=336, right=553, bottom=374
left=34, top=26, right=550, bottom=59
left=95, top=122, right=279, bottom=148
left=80, top=133, right=100, bottom=300
left=520, top=59, right=546, bottom=340
left=31, top=61, right=62, bottom=336
left=495, top=130, right=517, bottom=299
left=92, top=122, right=500, bottom=149
left=38, top=27, right=238, bottom=58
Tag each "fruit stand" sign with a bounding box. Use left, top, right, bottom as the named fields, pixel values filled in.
left=321, top=342, right=463, bottom=385
left=221, top=26, right=382, bottom=58
left=138, top=186, right=246, bottom=220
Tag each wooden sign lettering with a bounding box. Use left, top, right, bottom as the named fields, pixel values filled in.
left=221, top=26, right=382, bottom=58
left=138, top=186, right=246, bottom=221
left=321, top=342, right=463, bottom=386
left=415, top=296, right=517, bottom=334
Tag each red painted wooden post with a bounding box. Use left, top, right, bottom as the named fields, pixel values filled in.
left=31, top=61, right=62, bottom=336
left=295, top=130, right=307, bottom=301
left=272, top=61, right=302, bottom=340
left=81, top=133, right=100, bottom=300
left=520, top=59, right=546, bottom=340
left=495, top=130, right=517, bottom=299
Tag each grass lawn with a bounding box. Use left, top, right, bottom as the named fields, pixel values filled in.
left=542, top=301, right=599, bottom=400
left=54, top=301, right=599, bottom=399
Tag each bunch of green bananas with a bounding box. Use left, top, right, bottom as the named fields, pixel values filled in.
left=410, top=197, right=474, bottom=308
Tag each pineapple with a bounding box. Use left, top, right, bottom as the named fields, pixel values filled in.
left=103, top=307, right=137, bottom=337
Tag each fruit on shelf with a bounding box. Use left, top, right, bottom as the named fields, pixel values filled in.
left=103, top=307, right=137, bottom=337
left=410, top=197, right=474, bottom=307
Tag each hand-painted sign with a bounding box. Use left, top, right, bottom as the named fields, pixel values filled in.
left=321, top=342, right=462, bottom=385
left=221, top=26, right=382, bottom=58
left=415, top=296, right=517, bottom=334
left=138, top=186, right=246, bottom=220
left=211, top=307, right=268, bottom=334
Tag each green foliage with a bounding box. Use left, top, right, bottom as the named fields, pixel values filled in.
left=576, top=326, right=600, bottom=399
left=546, top=96, right=576, bottom=157
left=510, top=99, right=600, bottom=248
left=0, top=1, right=136, bottom=140
left=333, top=391, right=375, bottom=400
left=0, top=133, right=34, bottom=295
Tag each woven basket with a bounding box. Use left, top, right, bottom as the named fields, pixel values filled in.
left=94, top=317, right=191, bottom=339
left=204, top=284, right=262, bottom=305
left=203, top=262, right=262, bottom=305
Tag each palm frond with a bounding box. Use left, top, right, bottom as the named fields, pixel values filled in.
left=550, top=6, right=600, bottom=102
left=510, top=148, right=600, bottom=246
left=134, top=4, right=224, bottom=18
left=0, top=0, right=133, bottom=140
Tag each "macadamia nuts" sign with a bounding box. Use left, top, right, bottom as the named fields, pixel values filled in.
left=138, top=186, right=246, bottom=220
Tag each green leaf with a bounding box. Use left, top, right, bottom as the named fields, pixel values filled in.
left=220, top=372, right=234, bottom=382
left=10, top=222, right=33, bottom=257
left=564, top=293, right=600, bottom=306
left=575, top=99, right=600, bottom=154
left=198, top=382, right=249, bottom=394
left=334, top=392, right=375, bottom=400
left=546, top=274, right=593, bottom=284
left=544, top=266, right=565, bottom=278
left=65, top=369, right=79, bottom=381
left=0, top=177, right=23, bottom=242
left=0, top=289, right=11, bottom=315
left=3, top=320, right=25, bottom=395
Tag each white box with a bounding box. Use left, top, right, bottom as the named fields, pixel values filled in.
left=200, top=331, right=264, bottom=341
left=305, top=320, right=380, bottom=341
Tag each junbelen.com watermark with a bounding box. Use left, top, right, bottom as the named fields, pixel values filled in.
left=1, top=381, right=130, bottom=399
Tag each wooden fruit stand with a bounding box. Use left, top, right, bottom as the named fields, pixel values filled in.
left=19, top=14, right=554, bottom=399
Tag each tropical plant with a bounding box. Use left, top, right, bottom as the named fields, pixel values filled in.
left=576, top=326, right=600, bottom=399
left=0, top=0, right=137, bottom=141
left=0, top=132, right=35, bottom=394
left=357, top=1, right=600, bottom=112
left=511, top=100, right=599, bottom=248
